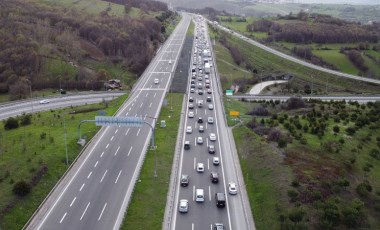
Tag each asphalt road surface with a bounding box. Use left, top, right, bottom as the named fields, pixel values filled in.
left=25, top=14, right=191, bottom=230
left=0, top=92, right=125, bottom=120
left=169, top=15, right=254, bottom=230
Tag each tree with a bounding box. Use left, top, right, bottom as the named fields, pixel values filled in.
left=346, top=127, right=356, bottom=136
left=4, top=117, right=19, bottom=130
left=333, top=125, right=340, bottom=135
left=13, top=180, right=31, bottom=197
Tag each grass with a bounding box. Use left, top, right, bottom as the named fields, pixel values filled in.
left=223, top=98, right=253, bottom=126
left=313, top=50, right=359, bottom=75
left=232, top=125, right=292, bottom=230
left=0, top=93, right=128, bottom=229
left=187, top=20, right=194, bottom=36
left=121, top=93, right=183, bottom=230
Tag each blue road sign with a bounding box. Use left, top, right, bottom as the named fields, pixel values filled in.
left=95, top=116, right=143, bottom=127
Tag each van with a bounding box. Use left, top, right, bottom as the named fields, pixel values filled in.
left=195, top=189, right=204, bottom=203
left=215, top=193, right=226, bottom=208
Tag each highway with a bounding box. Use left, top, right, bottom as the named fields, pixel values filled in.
left=25, top=14, right=191, bottom=230
left=169, top=15, right=254, bottom=230
left=207, top=19, right=380, bottom=85
left=0, top=92, right=125, bottom=120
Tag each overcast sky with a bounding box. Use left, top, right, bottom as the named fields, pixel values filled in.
left=296, top=0, right=380, bottom=4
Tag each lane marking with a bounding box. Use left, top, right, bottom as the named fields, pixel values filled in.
left=126, top=112, right=129, bottom=116
left=70, top=197, right=77, bottom=207
left=100, top=170, right=107, bottom=183
left=59, top=212, right=67, bottom=224
left=146, top=92, right=149, bottom=97
left=192, top=223, right=194, bottom=230
left=204, top=109, right=207, bottom=115
left=207, top=159, right=210, bottom=170
left=128, top=146, right=133, bottom=156
left=115, top=129, right=118, bottom=134
left=98, top=203, right=107, bottom=221
left=140, top=102, right=144, bottom=108
left=136, top=128, right=141, bottom=136
left=129, top=107, right=132, bottom=111
left=154, top=93, right=156, bottom=97
left=100, top=151, right=105, bottom=158
left=79, top=183, right=85, bottom=192
left=125, top=128, right=130, bottom=136
left=115, top=170, right=122, bottom=184
left=110, top=136, right=114, bottom=141
left=209, top=186, right=211, bottom=201
left=192, top=186, right=195, bottom=201
left=193, top=157, right=196, bottom=170
left=114, top=146, right=120, bottom=156
left=94, top=161, right=99, bottom=168
left=80, top=202, right=90, bottom=221
left=135, top=114, right=138, bottom=117
left=106, top=144, right=109, bottom=149
left=144, top=114, right=147, bottom=120
left=87, top=171, right=92, bottom=179
left=149, top=102, right=152, bottom=108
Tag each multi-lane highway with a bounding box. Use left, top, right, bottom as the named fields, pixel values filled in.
left=0, top=92, right=125, bottom=120
left=25, top=14, right=191, bottom=230
left=169, top=15, right=254, bottom=230
left=207, top=19, right=380, bottom=85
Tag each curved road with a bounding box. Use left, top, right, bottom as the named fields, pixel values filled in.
left=205, top=19, right=380, bottom=85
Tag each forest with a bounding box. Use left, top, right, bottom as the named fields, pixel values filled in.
left=0, top=0, right=175, bottom=99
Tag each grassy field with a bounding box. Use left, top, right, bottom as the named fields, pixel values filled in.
left=0, top=94, right=128, bottom=229
left=209, top=25, right=380, bottom=95
left=313, top=50, right=359, bottom=75
left=121, top=94, right=183, bottom=230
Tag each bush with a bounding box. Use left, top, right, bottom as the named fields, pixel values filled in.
left=333, top=125, right=340, bottom=134
left=4, top=117, right=19, bottom=130
left=267, top=128, right=282, bottom=142
left=356, top=182, right=372, bottom=197
left=20, top=114, right=32, bottom=126
left=248, top=105, right=269, bottom=116
left=369, top=148, right=380, bottom=160
left=13, top=180, right=31, bottom=197
left=278, top=139, right=288, bottom=148
left=345, top=127, right=356, bottom=136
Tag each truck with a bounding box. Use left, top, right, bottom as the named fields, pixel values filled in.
left=204, top=63, right=210, bottom=74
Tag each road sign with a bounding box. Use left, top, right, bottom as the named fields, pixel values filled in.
left=95, top=116, right=143, bottom=127
left=230, top=111, right=240, bottom=116
left=226, top=90, right=233, bottom=96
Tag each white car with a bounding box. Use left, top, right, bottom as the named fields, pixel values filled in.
left=188, top=111, right=194, bottom=118
left=228, top=182, right=238, bottom=195
left=190, top=88, right=195, bottom=93
left=197, top=163, right=204, bottom=172
left=154, top=78, right=159, bottom=84
left=39, top=99, right=50, bottom=104
left=197, top=137, right=203, bottom=145
left=207, top=117, right=214, bottom=124
left=213, top=157, right=220, bottom=165
left=208, top=104, right=214, bottom=110
left=186, top=126, right=192, bottom=134
left=209, top=133, right=216, bottom=141
left=169, top=60, right=172, bottom=64
left=199, top=125, right=204, bottom=133
left=179, top=199, right=188, bottom=213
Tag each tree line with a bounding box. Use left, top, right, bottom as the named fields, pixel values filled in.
left=246, top=12, right=379, bottom=44
left=104, top=0, right=167, bottom=12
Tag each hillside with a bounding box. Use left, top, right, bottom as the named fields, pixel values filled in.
left=0, top=0, right=177, bottom=100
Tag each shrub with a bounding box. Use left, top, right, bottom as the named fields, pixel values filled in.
left=333, top=125, right=340, bottom=134
left=267, top=128, right=282, bottom=142
left=369, top=148, right=380, bottom=160
left=287, top=189, right=299, bottom=202
left=4, top=117, right=19, bottom=130
left=20, top=114, right=32, bottom=126
left=278, top=139, right=287, bottom=148
left=356, top=182, right=372, bottom=197
left=13, top=180, right=31, bottom=197
left=40, top=132, right=47, bottom=139
left=248, top=105, right=269, bottom=116
left=345, top=127, right=356, bottom=136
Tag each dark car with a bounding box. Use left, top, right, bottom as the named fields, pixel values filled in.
left=184, top=141, right=190, bottom=150
left=181, top=174, right=189, bottom=187
left=206, top=97, right=212, bottom=102
left=198, top=90, right=204, bottom=95
left=189, top=97, right=194, bottom=102
left=208, top=145, right=215, bottom=154
left=210, top=172, right=219, bottom=183
left=197, top=117, right=203, bottom=123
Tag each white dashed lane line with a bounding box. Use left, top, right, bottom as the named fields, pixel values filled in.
left=136, top=128, right=141, bottom=136
left=94, top=161, right=98, bottom=168
left=114, top=146, right=120, bottom=156
left=106, top=143, right=109, bottom=149
left=80, top=202, right=90, bottom=221
left=125, top=128, right=130, bottom=136
left=59, top=212, right=67, bottom=224
left=128, top=146, right=133, bottom=156
left=87, top=171, right=92, bottom=179
left=98, top=203, right=107, bottom=221
left=115, top=170, right=122, bottom=184
left=79, top=183, right=85, bottom=192
left=100, top=151, right=104, bottom=158
left=115, top=129, right=118, bottom=134
left=70, top=197, right=77, bottom=207
left=100, top=170, right=107, bottom=183
left=110, top=136, right=114, bottom=141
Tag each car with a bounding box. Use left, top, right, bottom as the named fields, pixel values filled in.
left=208, top=145, right=215, bottom=154
left=197, top=117, right=203, bottom=123
left=213, top=157, right=220, bottom=165
left=180, top=175, right=189, bottom=187
left=214, top=223, right=224, bottom=230
left=179, top=199, right=188, bottom=213
left=210, top=172, right=219, bottom=183
left=209, top=133, right=216, bottom=141
left=228, top=182, right=238, bottom=195
left=207, top=89, right=212, bottom=94
left=205, top=75, right=209, bottom=79
left=189, top=97, right=194, bottom=102
left=199, top=125, right=204, bottom=133
left=154, top=78, right=159, bottom=84
left=191, top=80, right=195, bottom=84
left=186, top=126, right=192, bottom=134
left=39, top=99, right=50, bottom=104
left=198, top=90, right=204, bottom=95
left=169, top=60, right=172, bottom=64
left=197, top=137, right=203, bottom=144
left=207, top=117, right=214, bottom=124
left=205, top=84, right=210, bottom=88
left=206, top=97, right=212, bottom=102
left=188, top=111, right=194, bottom=118
left=188, top=103, right=194, bottom=109
left=196, top=163, right=204, bottom=172
left=190, top=84, right=195, bottom=89
left=208, top=104, right=214, bottom=110
left=205, top=79, right=210, bottom=84
left=190, top=88, right=195, bottom=93
left=198, top=83, right=202, bottom=89
left=184, top=141, right=190, bottom=150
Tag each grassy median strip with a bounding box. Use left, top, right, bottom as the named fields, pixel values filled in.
left=121, top=93, right=183, bottom=230
left=0, top=94, right=128, bottom=229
